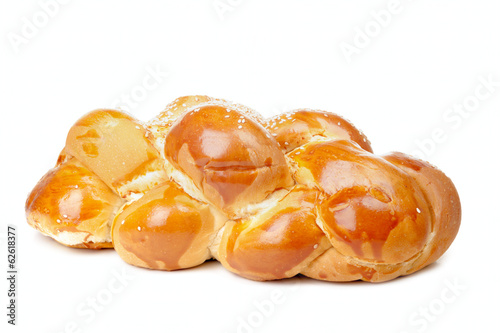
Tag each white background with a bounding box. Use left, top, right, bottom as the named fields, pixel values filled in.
left=1, top=1, right=499, bottom=332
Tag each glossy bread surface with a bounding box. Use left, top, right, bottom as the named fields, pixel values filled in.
left=164, top=104, right=293, bottom=215
left=291, top=140, right=430, bottom=264
left=25, top=95, right=461, bottom=282
left=26, top=158, right=122, bottom=248
left=113, top=181, right=223, bottom=270
left=66, top=109, right=167, bottom=197
left=265, top=109, right=373, bottom=153
left=218, top=187, right=330, bottom=280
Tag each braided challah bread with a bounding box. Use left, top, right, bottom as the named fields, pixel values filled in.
left=26, top=96, right=461, bottom=282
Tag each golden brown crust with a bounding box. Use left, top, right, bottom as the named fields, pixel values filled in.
left=164, top=104, right=293, bottom=217
left=148, top=96, right=215, bottom=151
left=265, top=109, right=372, bottom=153
left=112, top=181, right=226, bottom=270
left=25, top=158, right=123, bottom=249
left=300, top=149, right=461, bottom=282
left=217, top=187, right=330, bottom=281
left=65, top=109, right=167, bottom=197
left=290, top=140, right=430, bottom=264
left=382, top=152, right=461, bottom=275
left=148, top=95, right=265, bottom=152
left=26, top=96, right=461, bottom=283
left=301, top=246, right=410, bottom=282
